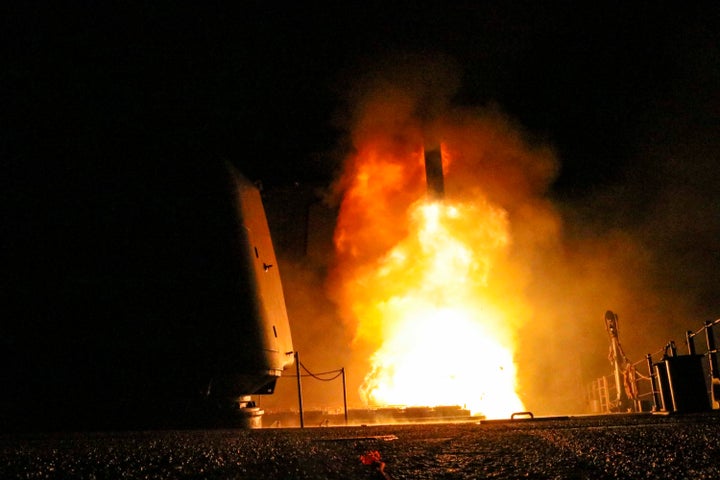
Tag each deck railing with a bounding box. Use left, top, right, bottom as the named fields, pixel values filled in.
left=588, top=318, right=720, bottom=413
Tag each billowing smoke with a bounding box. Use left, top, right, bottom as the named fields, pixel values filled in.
left=264, top=51, right=719, bottom=416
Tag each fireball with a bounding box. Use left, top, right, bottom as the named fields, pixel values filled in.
left=331, top=140, right=526, bottom=418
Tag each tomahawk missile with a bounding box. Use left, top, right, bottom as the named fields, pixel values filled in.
left=424, top=145, right=445, bottom=199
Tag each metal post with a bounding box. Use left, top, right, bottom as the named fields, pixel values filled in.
left=341, top=367, right=348, bottom=425
left=705, top=321, right=720, bottom=409
left=647, top=353, right=660, bottom=412
left=632, top=366, right=642, bottom=413
left=686, top=330, right=696, bottom=355
left=601, top=375, right=609, bottom=413
left=295, top=351, right=304, bottom=428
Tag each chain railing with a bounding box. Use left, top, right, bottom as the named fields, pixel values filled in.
left=280, top=351, right=348, bottom=428
left=588, top=316, right=720, bottom=414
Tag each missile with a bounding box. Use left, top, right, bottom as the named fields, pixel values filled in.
left=424, top=145, right=445, bottom=200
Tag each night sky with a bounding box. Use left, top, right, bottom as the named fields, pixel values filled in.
left=3, top=2, right=720, bottom=427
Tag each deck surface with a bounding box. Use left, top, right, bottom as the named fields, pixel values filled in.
left=2, top=413, right=719, bottom=479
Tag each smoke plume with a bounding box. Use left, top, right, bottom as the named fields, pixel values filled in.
left=266, top=51, right=719, bottom=416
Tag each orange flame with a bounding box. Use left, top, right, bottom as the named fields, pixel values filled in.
left=331, top=138, right=526, bottom=418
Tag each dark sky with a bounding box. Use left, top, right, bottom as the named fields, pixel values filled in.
left=3, top=2, right=720, bottom=424
left=4, top=3, right=716, bottom=187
